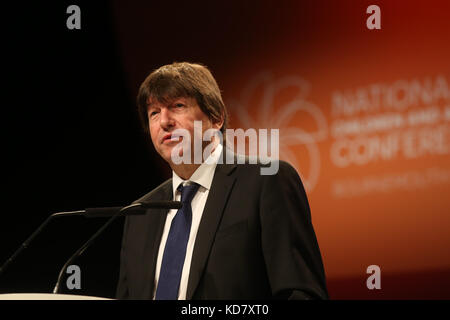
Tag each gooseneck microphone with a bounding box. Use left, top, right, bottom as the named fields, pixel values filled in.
left=0, top=210, right=84, bottom=277
left=0, top=201, right=181, bottom=279
left=52, top=200, right=181, bottom=294
left=84, top=201, right=181, bottom=217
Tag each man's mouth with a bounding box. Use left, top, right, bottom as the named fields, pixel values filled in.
left=162, top=133, right=182, bottom=143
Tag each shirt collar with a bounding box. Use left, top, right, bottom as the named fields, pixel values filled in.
left=172, top=143, right=223, bottom=199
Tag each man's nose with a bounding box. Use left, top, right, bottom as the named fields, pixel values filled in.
left=159, top=108, right=174, bottom=130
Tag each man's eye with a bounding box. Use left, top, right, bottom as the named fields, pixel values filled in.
left=175, top=103, right=184, bottom=108
left=150, top=110, right=159, bottom=117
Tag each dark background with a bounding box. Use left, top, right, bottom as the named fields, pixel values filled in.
left=1, top=1, right=164, bottom=298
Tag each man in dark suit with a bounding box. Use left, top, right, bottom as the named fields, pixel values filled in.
left=116, top=62, right=328, bottom=299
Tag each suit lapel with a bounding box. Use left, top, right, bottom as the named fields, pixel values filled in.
left=142, top=208, right=167, bottom=298
left=138, top=180, right=173, bottom=298
left=186, top=162, right=237, bottom=299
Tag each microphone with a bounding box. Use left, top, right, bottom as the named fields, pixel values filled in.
left=84, top=201, right=181, bottom=217
left=52, top=200, right=181, bottom=294
left=0, top=210, right=82, bottom=277
left=0, top=201, right=181, bottom=278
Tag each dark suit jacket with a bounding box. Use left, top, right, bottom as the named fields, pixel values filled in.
left=116, top=159, right=328, bottom=299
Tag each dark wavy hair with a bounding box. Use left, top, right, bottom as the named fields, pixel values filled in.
left=137, top=62, right=228, bottom=134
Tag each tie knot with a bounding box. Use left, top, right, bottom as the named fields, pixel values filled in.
left=177, top=183, right=200, bottom=204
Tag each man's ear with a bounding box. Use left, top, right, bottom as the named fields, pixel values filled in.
left=213, top=113, right=225, bottom=131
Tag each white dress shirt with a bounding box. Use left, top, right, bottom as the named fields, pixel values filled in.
left=153, top=143, right=222, bottom=300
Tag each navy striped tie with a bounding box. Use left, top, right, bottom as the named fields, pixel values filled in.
left=155, top=183, right=200, bottom=300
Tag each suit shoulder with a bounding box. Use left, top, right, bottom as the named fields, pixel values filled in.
left=276, top=160, right=300, bottom=176
left=233, top=159, right=299, bottom=182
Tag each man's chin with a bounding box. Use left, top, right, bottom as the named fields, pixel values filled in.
left=159, top=147, right=183, bottom=164
left=160, top=150, right=175, bottom=164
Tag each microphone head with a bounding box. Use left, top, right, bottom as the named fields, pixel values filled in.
left=84, top=201, right=182, bottom=218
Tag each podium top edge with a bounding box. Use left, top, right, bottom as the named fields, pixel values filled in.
left=0, top=293, right=113, bottom=300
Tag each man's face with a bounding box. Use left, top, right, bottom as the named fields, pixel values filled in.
left=147, top=96, right=222, bottom=165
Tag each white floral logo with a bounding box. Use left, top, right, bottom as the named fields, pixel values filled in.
left=228, top=73, right=328, bottom=192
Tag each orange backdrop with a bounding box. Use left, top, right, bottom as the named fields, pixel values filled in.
left=216, top=1, right=450, bottom=279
